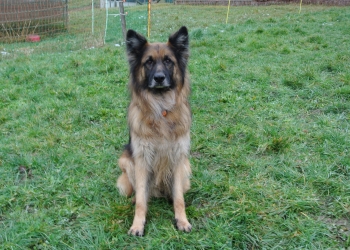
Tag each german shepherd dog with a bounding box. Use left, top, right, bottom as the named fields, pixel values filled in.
left=117, top=26, right=192, bottom=236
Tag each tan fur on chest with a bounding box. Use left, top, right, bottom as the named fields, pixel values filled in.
left=128, top=87, right=191, bottom=140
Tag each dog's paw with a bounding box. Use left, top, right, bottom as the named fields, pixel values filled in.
left=128, top=225, right=145, bottom=236
left=175, top=218, right=192, bottom=233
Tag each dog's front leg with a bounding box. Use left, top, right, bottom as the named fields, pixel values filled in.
left=172, top=159, right=192, bottom=232
left=128, top=160, right=149, bottom=236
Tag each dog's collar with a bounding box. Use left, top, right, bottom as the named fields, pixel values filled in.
left=162, top=110, right=167, bottom=117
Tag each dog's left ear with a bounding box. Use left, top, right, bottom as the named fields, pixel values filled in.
left=168, top=26, right=189, bottom=64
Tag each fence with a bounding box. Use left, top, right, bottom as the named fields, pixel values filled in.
left=175, top=0, right=350, bottom=5
left=0, top=0, right=145, bottom=44
left=0, top=0, right=68, bottom=42
left=1, top=0, right=349, bottom=45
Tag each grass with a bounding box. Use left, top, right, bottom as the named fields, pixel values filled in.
left=1, top=4, right=350, bottom=249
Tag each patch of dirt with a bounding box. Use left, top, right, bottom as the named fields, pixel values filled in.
left=318, top=215, right=350, bottom=245
left=18, top=165, right=33, bottom=182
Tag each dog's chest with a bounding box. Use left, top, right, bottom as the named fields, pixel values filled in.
left=146, top=140, right=186, bottom=196
left=141, top=135, right=189, bottom=167
left=146, top=116, right=177, bottom=137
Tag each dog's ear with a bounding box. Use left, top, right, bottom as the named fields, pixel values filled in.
left=168, top=26, right=188, bottom=57
left=126, top=29, right=147, bottom=58
left=168, top=26, right=189, bottom=66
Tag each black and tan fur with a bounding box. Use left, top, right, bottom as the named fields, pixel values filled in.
left=117, top=27, right=192, bottom=236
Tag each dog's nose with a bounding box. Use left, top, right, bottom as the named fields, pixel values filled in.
left=154, top=73, right=165, bottom=83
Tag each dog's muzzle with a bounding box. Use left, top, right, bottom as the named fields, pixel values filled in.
left=150, top=72, right=169, bottom=89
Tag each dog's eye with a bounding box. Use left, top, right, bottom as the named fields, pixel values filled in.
left=145, top=59, right=153, bottom=66
left=164, top=58, right=172, bottom=65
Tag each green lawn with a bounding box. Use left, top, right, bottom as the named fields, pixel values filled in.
left=1, top=4, right=349, bottom=249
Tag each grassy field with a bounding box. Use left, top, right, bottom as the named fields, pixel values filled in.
left=1, top=4, right=350, bottom=249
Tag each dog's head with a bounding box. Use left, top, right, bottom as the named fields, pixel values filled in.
left=126, top=26, right=189, bottom=94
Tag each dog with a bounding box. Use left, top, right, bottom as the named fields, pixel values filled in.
left=116, top=26, right=192, bottom=236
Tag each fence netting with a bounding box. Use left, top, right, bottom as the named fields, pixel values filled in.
left=0, top=0, right=349, bottom=49
left=0, top=0, right=68, bottom=43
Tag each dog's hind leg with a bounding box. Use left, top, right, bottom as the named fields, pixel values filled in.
left=117, top=150, right=134, bottom=197
left=172, top=158, right=192, bottom=232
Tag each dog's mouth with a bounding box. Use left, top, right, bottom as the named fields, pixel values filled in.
left=149, top=81, right=171, bottom=90
left=149, top=85, right=171, bottom=94
left=154, top=85, right=167, bottom=89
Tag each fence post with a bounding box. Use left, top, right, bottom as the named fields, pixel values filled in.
left=65, top=0, right=68, bottom=31
left=119, top=1, right=127, bottom=41
left=147, top=0, right=151, bottom=38
left=92, top=0, right=94, bottom=34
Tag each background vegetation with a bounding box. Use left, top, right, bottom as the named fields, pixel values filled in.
left=1, top=4, right=349, bottom=249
